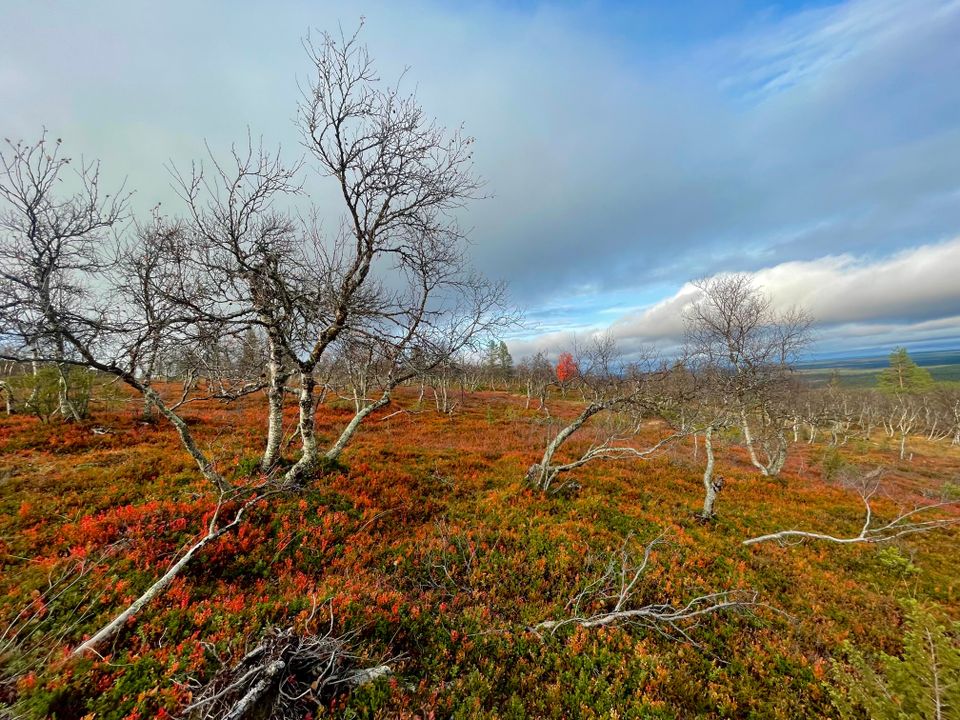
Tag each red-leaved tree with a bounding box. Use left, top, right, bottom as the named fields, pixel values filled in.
left=556, top=352, right=578, bottom=387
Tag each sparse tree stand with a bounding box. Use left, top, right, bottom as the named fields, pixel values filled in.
left=480, top=338, right=513, bottom=389
left=0, top=133, right=126, bottom=422
left=0, top=23, right=508, bottom=660
left=874, top=348, right=933, bottom=461
left=525, top=338, right=680, bottom=493
left=892, top=394, right=921, bottom=461
left=518, top=350, right=553, bottom=413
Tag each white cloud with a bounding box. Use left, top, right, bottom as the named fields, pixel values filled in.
left=514, top=239, right=960, bottom=358
left=748, top=239, right=960, bottom=324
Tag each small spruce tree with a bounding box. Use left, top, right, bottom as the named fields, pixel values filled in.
left=497, top=340, right=513, bottom=376
left=484, top=340, right=499, bottom=371
left=831, top=602, right=960, bottom=720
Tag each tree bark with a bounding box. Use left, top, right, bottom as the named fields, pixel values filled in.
left=222, top=659, right=286, bottom=720
left=56, top=361, right=83, bottom=421
left=0, top=381, right=12, bottom=415
left=739, top=406, right=769, bottom=477
left=286, top=371, right=318, bottom=484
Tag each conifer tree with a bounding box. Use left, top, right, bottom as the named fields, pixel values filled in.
left=832, top=603, right=960, bottom=720
left=878, top=347, right=934, bottom=394
left=497, top=340, right=513, bottom=376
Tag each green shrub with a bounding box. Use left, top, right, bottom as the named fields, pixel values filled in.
left=7, top=365, right=95, bottom=422
left=235, top=455, right=263, bottom=478
left=831, top=602, right=960, bottom=719
left=875, top=546, right=921, bottom=581
left=819, top=446, right=848, bottom=481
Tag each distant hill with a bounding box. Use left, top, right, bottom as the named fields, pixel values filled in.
left=798, top=349, right=960, bottom=387
left=799, top=349, right=960, bottom=370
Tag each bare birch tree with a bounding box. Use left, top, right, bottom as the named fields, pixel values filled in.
left=0, top=24, right=510, bottom=659
left=684, top=274, right=811, bottom=478
left=171, top=138, right=303, bottom=470
left=518, top=350, right=554, bottom=413
left=663, top=363, right=736, bottom=518
left=0, top=132, right=128, bottom=421
left=268, top=21, right=492, bottom=483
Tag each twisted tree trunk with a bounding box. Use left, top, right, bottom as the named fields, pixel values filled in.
left=739, top=406, right=769, bottom=477
left=527, top=403, right=603, bottom=491
left=700, top=425, right=720, bottom=518
left=286, top=371, right=318, bottom=484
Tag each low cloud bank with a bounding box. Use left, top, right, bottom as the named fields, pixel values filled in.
left=510, top=239, right=960, bottom=359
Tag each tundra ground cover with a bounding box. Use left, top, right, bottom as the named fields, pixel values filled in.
left=1, top=388, right=958, bottom=719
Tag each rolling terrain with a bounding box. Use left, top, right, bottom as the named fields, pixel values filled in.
left=1, top=387, right=957, bottom=718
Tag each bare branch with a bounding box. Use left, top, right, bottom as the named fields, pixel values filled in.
left=743, top=468, right=960, bottom=546
left=179, top=605, right=394, bottom=720
left=535, top=533, right=759, bottom=638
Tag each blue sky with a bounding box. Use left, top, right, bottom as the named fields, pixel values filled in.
left=3, top=0, right=959, bottom=359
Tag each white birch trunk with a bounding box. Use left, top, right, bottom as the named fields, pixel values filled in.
left=325, top=391, right=391, bottom=462
left=701, top=425, right=719, bottom=517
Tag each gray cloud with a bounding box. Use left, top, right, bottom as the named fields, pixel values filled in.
left=2, top=0, right=958, bottom=353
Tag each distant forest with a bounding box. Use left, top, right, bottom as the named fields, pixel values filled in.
left=800, top=349, right=960, bottom=387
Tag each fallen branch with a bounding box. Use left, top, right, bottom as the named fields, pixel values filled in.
left=180, top=607, right=393, bottom=720
left=72, top=485, right=280, bottom=657
left=535, top=533, right=758, bottom=640
left=1, top=541, right=127, bottom=685
left=743, top=468, right=960, bottom=546
left=420, top=519, right=480, bottom=598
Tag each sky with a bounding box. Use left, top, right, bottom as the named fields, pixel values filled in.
left=3, top=0, right=959, bottom=360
